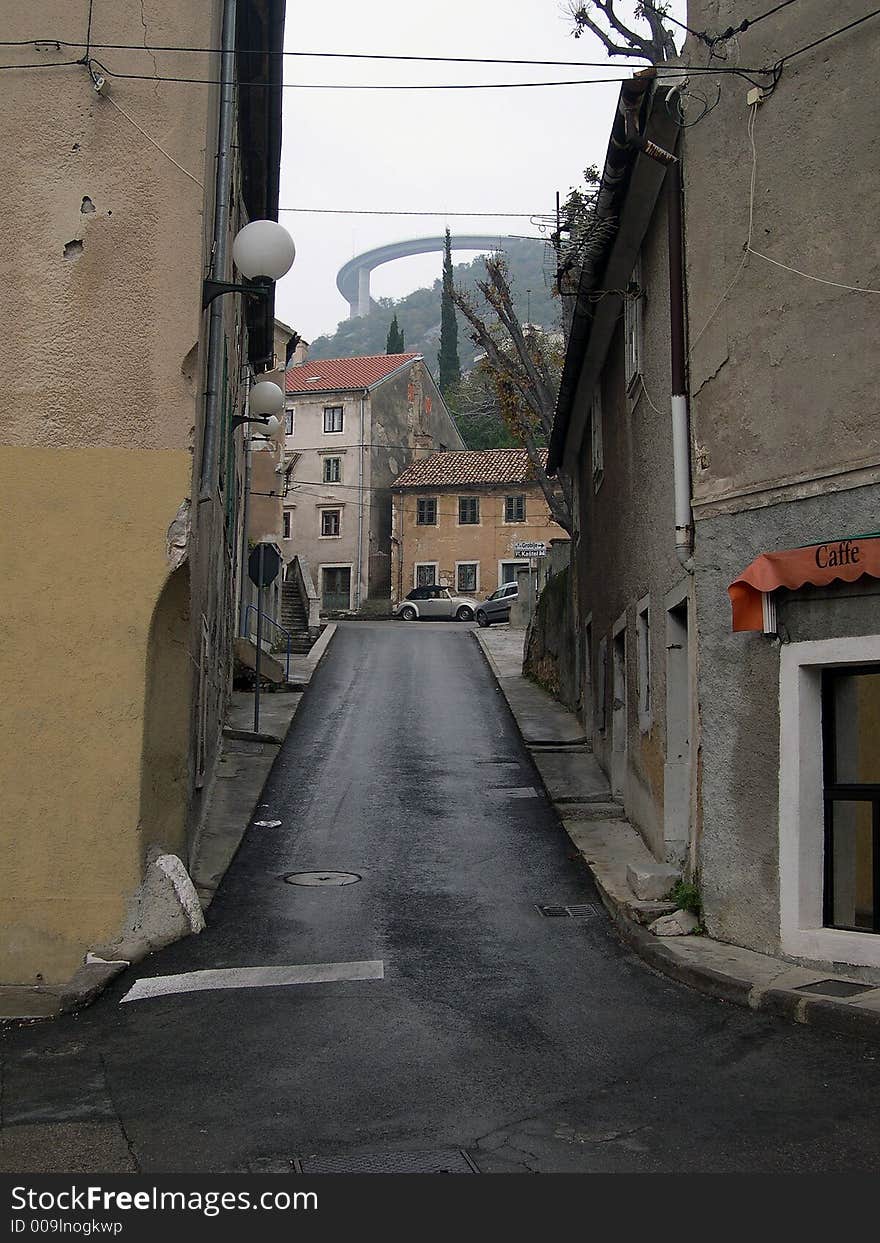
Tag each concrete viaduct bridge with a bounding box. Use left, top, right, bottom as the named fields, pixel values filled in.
left=336, top=234, right=522, bottom=319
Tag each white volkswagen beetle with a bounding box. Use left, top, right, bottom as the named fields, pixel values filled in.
left=393, top=585, right=478, bottom=622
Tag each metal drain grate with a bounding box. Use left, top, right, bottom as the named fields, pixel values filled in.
left=295, top=1149, right=478, bottom=1174
left=535, top=903, right=600, bottom=919
left=795, top=978, right=876, bottom=998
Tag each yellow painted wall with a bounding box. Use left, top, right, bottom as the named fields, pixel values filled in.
left=0, top=445, right=192, bottom=983
left=393, top=486, right=567, bottom=601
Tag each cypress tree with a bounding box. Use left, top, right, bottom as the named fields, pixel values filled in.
left=437, top=229, right=461, bottom=395
left=385, top=314, right=405, bottom=354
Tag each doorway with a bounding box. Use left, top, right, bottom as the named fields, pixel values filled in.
left=321, top=566, right=351, bottom=612
left=822, top=666, right=880, bottom=933
left=611, top=617, right=627, bottom=797
left=664, top=598, right=690, bottom=862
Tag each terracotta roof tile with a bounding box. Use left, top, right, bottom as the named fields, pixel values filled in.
left=394, top=448, right=549, bottom=489
left=286, top=353, right=420, bottom=394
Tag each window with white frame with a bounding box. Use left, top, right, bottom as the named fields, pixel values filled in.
left=282, top=510, right=292, bottom=539
left=323, top=405, right=344, bottom=433
left=624, top=253, right=644, bottom=392
left=458, top=496, right=480, bottom=525
left=415, top=563, right=436, bottom=586
left=323, top=456, right=342, bottom=483
left=505, top=494, right=526, bottom=523
left=284, top=406, right=294, bottom=436
left=320, top=508, right=341, bottom=537
left=637, top=596, right=651, bottom=730
left=457, top=562, right=478, bottom=594
left=591, top=386, right=604, bottom=489
left=416, top=497, right=438, bottom=525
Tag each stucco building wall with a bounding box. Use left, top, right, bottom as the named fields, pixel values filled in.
left=572, top=187, right=692, bottom=862
left=0, top=1, right=281, bottom=986
left=682, top=1, right=880, bottom=958
left=281, top=358, right=463, bottom=611
left=393, top=485, right=565, bottom=602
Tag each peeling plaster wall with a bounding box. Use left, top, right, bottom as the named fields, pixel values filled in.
left=683, top=0, right=880, bottom=511
left=683, top=1, right=880, bottom=958
left=0, top=2, right=222, bottom=984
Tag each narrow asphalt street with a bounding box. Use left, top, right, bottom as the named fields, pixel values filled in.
left=3, top=621, right=880, bottom=1173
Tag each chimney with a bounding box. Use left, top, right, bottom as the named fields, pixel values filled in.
left=412, top=434, right=434, bottom=460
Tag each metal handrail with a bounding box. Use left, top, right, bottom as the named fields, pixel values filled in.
left=245, top=604, right=291, bottom=682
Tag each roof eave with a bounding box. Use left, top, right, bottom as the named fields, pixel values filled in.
left=548, top=74, right=679, bottom=474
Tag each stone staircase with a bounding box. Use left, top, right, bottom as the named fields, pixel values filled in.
left=278, top=576, right=315, bottom=654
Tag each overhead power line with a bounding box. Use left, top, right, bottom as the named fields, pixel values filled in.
left=277, top=207, right=542, bottom=218
left=713, top=0, right=802, bottom=43
left=773, top=6, right=880, bottom=68
left=0, top=37, right=732, bottom=68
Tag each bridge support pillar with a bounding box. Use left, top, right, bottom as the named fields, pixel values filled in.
left=356, top=268, right=371, bottom=318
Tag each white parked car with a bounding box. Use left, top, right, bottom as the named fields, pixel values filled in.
left=393, top=585, right=478, bottom=622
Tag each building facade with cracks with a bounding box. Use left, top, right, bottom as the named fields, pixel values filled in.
left=551, top=0, right=880, bottom=976
left=0, top=0, right=286, bottom=995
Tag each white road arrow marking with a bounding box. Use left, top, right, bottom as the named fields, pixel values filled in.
left=120, top=960, right=384, bottom=1004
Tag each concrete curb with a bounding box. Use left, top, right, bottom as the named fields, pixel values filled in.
left=473, top=630, right=880, bottom=1046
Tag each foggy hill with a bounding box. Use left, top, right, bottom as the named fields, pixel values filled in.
left=308, top=237, right=558, bottom=367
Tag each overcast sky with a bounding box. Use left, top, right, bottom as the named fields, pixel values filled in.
left=273, top=1, right=686, bottom=343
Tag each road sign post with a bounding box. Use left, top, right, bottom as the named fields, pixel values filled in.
left=247, top=542, right=283, bottom=734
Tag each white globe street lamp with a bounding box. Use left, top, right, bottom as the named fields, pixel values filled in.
left=249, top=380, right=285, bottom=417
left=202, top=219, right=296, bottom=307
left=232, top=220, right=296, bottom=281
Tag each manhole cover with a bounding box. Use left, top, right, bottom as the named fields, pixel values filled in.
left=283, top=871, right=361, bottom=886
left=295, top=1149, right=477, bottom=1174
left=795, top=978, right=875, bottom=998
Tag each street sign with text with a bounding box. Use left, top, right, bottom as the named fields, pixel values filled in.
left=513, top=541, right=547, bottom=558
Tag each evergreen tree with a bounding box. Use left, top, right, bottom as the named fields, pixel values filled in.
left=385, top=314, right=405, bottom=354
left=437, top=229, right=461, bottom=396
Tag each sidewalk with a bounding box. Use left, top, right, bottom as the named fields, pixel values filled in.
left=474, top=624, right=880, bottom=1044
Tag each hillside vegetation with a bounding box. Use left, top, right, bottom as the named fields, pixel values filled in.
left=308, top=237, right=558, bottom=369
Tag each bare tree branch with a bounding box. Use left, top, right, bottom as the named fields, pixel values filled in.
left=567, top=1, right=676, bottom=63
left=450, top=257, right=573, bottom=534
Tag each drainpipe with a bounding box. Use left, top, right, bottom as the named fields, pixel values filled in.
left=238, top=370, right=252, bottom=635
left=199, top=0, right=238, bottom=500
left=667, top=157, right=694, bottom=573
left=355, top=391, right=367, bottom=610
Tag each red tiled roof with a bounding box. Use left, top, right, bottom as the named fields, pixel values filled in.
left=285, top=353, right=420, bottom=394
left=394, top=448, right=550, bottom=490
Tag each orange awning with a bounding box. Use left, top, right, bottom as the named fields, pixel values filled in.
left=729, top=536, right=880, bottom=632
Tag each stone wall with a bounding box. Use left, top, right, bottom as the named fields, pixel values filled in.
left=524, top=562, right=578, bottom=710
